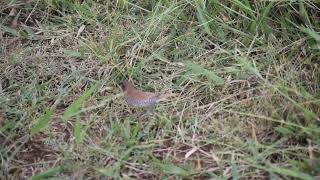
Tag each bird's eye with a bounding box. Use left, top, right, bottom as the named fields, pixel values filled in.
left=121, top=80, right=128, bottom=90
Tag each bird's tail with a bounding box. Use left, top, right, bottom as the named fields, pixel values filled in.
left=158, top=92, right=177, bottom=102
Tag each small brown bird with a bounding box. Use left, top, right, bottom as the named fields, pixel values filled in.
left=121, top=80, right=175, bottom=107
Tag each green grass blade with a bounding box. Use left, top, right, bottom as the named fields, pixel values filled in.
left=63, top=83, right=98, bottom=120
left=269, top=166, right=314, bottom=180
left=31, top=108, right=54, bottom=135
left=98, top=167, right=118, bottom=178
left=63, top=50, right=82, bottom=57
left=129, top=121, right=142, bottom=146
left=195, top=0, right=211, bottom=36
left=157, top=162, right=188, bottom=176
left=176, top=70, right=194, bottom=86
left=299, top=26, right=320, bottom=43
left=31, top=167, right=63, bottom=180
left=233, top=0, right=255, bottom=18
left=187, top=62, right=224, bottom=85
left=275, top=126, right=294, bottom=136
left=0, top=24, right=20, bottom=37
left=299, top=2, right=311, bottom=26
left=257, top=2, right=274, bottom=34
left=276, top=85, right=319, bottom=121
left=74, top=114, right=82, bottom=144
left=23, top=26, right=36, bottom=39
left=98, top=147, right=134, bottom=178
left=237, top=56, right=262, bottom=79
left=231, top=161, right=240, bottom=180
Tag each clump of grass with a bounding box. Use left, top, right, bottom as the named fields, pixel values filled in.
left=1, top=0, right=319, bottom=179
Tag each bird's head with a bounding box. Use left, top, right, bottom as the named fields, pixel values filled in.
left=121, top=80, right=130, bottom=91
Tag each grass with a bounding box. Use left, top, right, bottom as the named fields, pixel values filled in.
left=1, top=0, right=320, bottom=179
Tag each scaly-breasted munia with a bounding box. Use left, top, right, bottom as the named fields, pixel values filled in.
left=121, top=80, right=175, bottom=107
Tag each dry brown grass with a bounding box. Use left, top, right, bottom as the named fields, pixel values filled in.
left=1, top=1, right=320, bottom=179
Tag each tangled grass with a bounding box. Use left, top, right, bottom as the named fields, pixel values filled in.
left=1, top=0, right=320, bottom=179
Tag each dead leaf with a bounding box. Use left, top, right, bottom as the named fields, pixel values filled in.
left=76, top=25, right=86, bottom=38
left=185, top=146, right=198, bottom=159
left=9, top=8, right=17, bottom=17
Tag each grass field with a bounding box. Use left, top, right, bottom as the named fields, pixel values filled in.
left=1, top=0, right=320, bottom=179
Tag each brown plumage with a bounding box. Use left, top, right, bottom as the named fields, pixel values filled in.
left=121, top=80, right=175, bottom=107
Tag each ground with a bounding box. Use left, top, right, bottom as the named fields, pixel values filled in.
left=1, top=0, right=320, bottom=179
